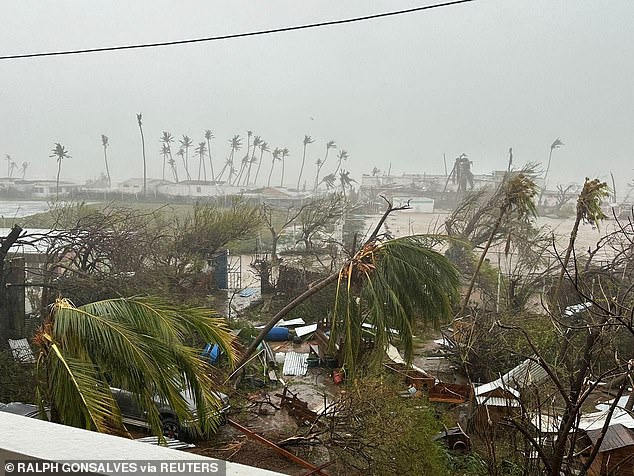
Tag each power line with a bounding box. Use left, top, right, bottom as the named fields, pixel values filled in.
left=0, top=0, right=474, bottom=61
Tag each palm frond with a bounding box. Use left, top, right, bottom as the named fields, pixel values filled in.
left=330, top=236, right=460, bottom=373
left=35, top=297, right=235, bottom=438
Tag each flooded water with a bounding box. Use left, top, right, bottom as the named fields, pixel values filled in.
left=0, top=200, right=50, bottom=220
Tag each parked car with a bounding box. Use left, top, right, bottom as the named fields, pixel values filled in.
left=110, top=387, right=230, bottom=440
left=0, top=402, right=44, bottom=419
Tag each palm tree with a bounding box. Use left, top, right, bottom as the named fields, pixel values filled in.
left=21, top=161, right=29, bottom=179
left=321, top=173, right=336, bottom=190
left=160, top=132, right=175, bottom=181
left=160, top=144, right=170, bottom=181
left=245, top=136, right=262, bottom=186
left=267, top=148, right=281, bottom=187
left=5, top=154, right=12, bottom=177
left=540, top=138, right=564, bottom=205
left=551, top=178, right=610, bottom=308
left=297, top=135, right=314, bottom=190
left=334, top=149, right=348, bottom=176
left=101, top=135, right=111, bottom=188
left=460, top=172, right=538, bottom=315
left=245, top=130, right=253, bottom=158
left=314, top=140, right=336, bottom=191
left=33, top=297, right=235, bottom=437
left=217, top=135, right=242, bottom=183
left=136, top=113, right=147, bottom=198
left=280, top=147, right=289, bottom=187
left=49, top=143, right=71, bottom=201
left=8, top=161, right=17, bottom=179
left=234, top=154, right=250, bottom=186
left=204, top=130, right=215, bottom=181
left=544, top=138, right=564, bottom=188
left=339, top=169, right=357, bottom=199
left=195, top=142, right=207, bottom=181
left=239, top=207, right=460, bottom=374
left=254, top=141, right=269, bottom=186
left=167, top=157, right=178, bottom=182
left=179, top=135, right=193, bottom=181
left=175, top=147, right=186, bottom=180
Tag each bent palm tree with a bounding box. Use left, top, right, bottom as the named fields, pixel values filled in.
left=160, top=132, right=175, bottom=180
left=180, top=135, right=193, bottom=181
left=314, top=140, right=336, bottom=191
left=334, top=149, right=348, bottom=176
left=21, top=161, right=29, bottom=179
left=218, top=135, right=242, bottom=183
left=167, top=157, right=178, bottom=182
left=267, top=148, right=281, bottom=187
left=460, top=172, right=538, bottom=316
left=101, top=135, right=111, bottom=188
left=50, top=143, right=71, bottom=201
left=297, top=135, right=314, bottom=190
left=551, top=178, right=610, bottom=308
left=204, top=130, right=215, bottom=181
left=239, top=202, right=460, bottom=373
left=539, top=137, right=564, bottom=205
left=8, top=161, right=17, bottom=179
left=254, top=141, right=269, bottom=186
left=280, top=148, right=289, bottom=187
left=245, top=136, right=262, bottom=186
left=195, top=142, right=208, bottom=181
left=34, top=297, right=235, bottom=437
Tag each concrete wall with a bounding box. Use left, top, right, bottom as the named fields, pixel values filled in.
left=0, top=412, right=283, bottom=476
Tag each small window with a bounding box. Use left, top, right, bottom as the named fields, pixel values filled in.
left=196, top=187, right=202, bottom=193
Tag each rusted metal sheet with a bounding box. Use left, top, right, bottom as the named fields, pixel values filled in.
left=276, top=387, right=318, bottom=423
left=429, top=382, right=473, bottom=404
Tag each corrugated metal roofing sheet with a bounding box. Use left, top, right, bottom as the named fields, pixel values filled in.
left=475, top=358, right=548, bottom=397
left=587, top=424, right=634, bottom=452
left=476, top=396, right=520, bottom=407
left=282, top=352, right=308, bottom=376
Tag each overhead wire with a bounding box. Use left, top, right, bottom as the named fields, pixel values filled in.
left=0, top=0, right=474, bottom=61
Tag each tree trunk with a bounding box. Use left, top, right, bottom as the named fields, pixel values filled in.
left=56, top=161, right=62, bottom=201
left=207, top=139, right=215, bottom=181
left=460, top=211, right=504, bottom=316
left=551, top=215, right=582, bottom=311
left=237, top=272, right=339, bottom=369
left=297, top=146, right=306, bottom=190
left=139, top=125, right=147, bottom=198
left=0, top=226, right=23, bottom=342
left=104, top=148, right=111, bottom=188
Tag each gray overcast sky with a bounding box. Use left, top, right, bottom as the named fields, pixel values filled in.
left=1, top=0, right=633, bottom=194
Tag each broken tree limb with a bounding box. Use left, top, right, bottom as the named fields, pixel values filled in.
left=227, top=418, right=330, bottom=476
left=233, top=199, right=409, bottom=372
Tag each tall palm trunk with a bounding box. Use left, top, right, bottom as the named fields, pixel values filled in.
left=245, top=148, right=256, bottom=186
left=460, top=211, right=505, bottom=316
left=103, top=146, right=111, bottom=188
left=254, top=149, right=265, bottom=186
left=297, top=144, right=307, bottom=190
left=280, top=159, right=285, bottom=188
left=56, top=160, right=62, bottom=201
left=184, top=147, right=191, bottom=181
left=267, top=158, right=275, bottom=187
left=207, top=138, right=215, bottom=181
left=136, top=114, right=147, bottom=198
